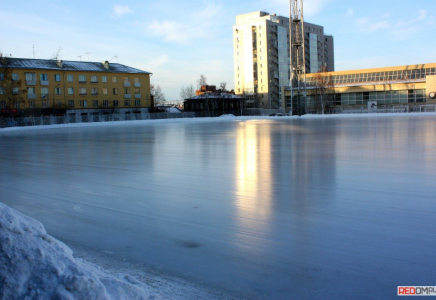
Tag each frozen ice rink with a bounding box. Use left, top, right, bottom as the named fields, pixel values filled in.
left=1, top=114, right=436, bottom=299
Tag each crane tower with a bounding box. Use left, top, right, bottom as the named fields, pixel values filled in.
left=289, top=0, right=306, bottom=115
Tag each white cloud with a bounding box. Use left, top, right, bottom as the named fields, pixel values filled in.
left=392, top=9, right=434, bottom=40
left=356, top=18, right=369, bottom=26
left=140, top=54, right=169, bottom=71
left=113, top=5, right=132, bottom=16
left=356, top=17, right=389, bottom=32
left=143, top=2, right=223, bottom=45
left=147, top=20, right=207, bottom=45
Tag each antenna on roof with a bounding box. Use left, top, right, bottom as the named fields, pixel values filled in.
left=85, top=52, right=90, bottom=60
left=109, top=55, right=118, bottom=62
left=32, top=44, right=36, bottom=59
left=78, top=54, right=83, bottom=61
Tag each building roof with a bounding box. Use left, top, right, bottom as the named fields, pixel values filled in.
left=186, top=93, right=244, bottom=100
left=0, top=57, right=151, bottom=74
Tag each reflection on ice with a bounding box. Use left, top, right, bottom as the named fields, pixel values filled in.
left=235, top=121, right=272, bottom=239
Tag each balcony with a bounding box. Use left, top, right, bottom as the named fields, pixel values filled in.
left=134, top=82, right=141, bottom=87
left=26, top=80, right=36, bottom=86
left=41, top=93, right=49, bottom=99
left=27, top=94, right=36, bottom=99
left=124, top=82, right=131, bottom=87
left=134, top=94, right=141, bottom=99
left=124, top=94, right=131, bottom=99
left=40, top=81, right=49, bottom=86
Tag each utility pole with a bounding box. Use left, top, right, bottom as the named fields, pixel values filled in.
left=289, top=0, right=306, bottom=116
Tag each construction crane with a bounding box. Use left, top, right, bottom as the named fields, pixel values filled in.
left=289, top=0, right=307, bottom=116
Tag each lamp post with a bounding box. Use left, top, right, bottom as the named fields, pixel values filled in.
left=53, top=83, right=60, bottom=116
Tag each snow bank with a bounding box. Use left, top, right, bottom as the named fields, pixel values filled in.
left=0, top=202, right=150, bottom=299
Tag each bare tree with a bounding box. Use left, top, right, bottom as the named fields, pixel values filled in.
left=180, top=84, right=195, bottom=101
left=219, top=81, right=227, bottom=91
left=0, top=54, right=26, bottom=111
left=151, top=84, right=166, bottom=106
left=313, top=65, right=335, bottom=114
left=197, top=74, right=207, bottom=88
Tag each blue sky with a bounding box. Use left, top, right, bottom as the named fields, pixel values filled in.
left=1, top=0, right=435, bottom=101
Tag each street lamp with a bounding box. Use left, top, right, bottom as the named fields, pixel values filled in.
left=53, top=83, right=60, bottom=115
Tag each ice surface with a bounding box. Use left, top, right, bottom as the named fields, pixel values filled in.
left=1, top=113, right=436, bottom=299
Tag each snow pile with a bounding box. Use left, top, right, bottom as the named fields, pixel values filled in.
left=0, top=202, right=150, bottom=299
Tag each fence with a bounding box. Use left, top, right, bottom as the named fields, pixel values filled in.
left=0, top=112, right=197, bottom=129
left=2, top=107, right=434, bottom=129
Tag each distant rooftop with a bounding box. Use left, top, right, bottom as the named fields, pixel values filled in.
left=0, top=57, right=151, bottom=74
left=186, top=93, right=244, bottom=100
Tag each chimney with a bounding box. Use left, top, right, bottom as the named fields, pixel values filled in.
left=57, top=60, right=63, bottom=68
left=102, top=61, right=109, bottom=70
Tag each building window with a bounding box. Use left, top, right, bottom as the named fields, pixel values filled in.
left=0, top=73, right=4, bottom=81
left=56, top=100, right=63, bottom=107
left=27, top=87, right=35, bottom=95
left=67, top=74, right=74, bottom=82
left=79, top=75, right=86, bottom=83
left=79, top=87, right=87, bottom=95
left=123, top=77, right=129, bottom=83
left=92, top=100, right=98, bottom=107
left=124, top=100, right=131, bottom=106
left=55, top=74, right=61, bottom=82
left=80, top=100, right=87, bottom=107
left=113, top=88, right=118, bottom=95
left=113, top=100, right=118, bottom=107
left=12, top=73, right=18, bottom=81
left=25, top=72, right=36, bottom=81
left=69, top=100, right=75, bottom=108
left=91, top=75, right=98, bottom=83
left=134, top=88, right=140, bottom=94
left=68, top=87, right=74, bottom=95
left=134, top=77, right=140, bottom=83
left=103, top=100, right=109, bottom=107
left=125, top=88, right=130, bottom=94
left=102, top=88, right=108, bottom=95
left=102, top=75, right=107, bottom=83
left=91, top=88, right=98, bottom=95
left=40, top=74, right=48, bottom=81
left=12, top=87, right=19, bottom=95
left=55, top=87, right=62, bottom=95
left=41, top=87, right=49, bottom=98
left=42, top=100, right=49, bottom=108
left=14, top=102, right=20, bottom=109
left=112, top=76, right=117, bottom=83
left=28, top=101, right=35, bottom=108
left=135, top=100, right=141, bottom=106
left=0, top=87, right=5, bottom=95
left=0, top=101, right=5, bottom=108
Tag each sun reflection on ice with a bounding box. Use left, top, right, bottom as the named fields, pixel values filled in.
left=235, top=121, right=273, bottom=239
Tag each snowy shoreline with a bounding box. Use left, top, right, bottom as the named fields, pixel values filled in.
left=1, top=112, right=435, bottom=133
left=0, top=202, right=234, bottom=299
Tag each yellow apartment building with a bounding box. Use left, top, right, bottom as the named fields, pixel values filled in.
left=282, top=63, right=436, bottom=114
left=0, top=57, right=152, bottom=118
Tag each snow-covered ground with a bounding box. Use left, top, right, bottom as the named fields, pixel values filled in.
left=0, top=202, right=232, bottom=299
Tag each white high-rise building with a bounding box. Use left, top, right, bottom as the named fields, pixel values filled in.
left=233, top=11, right=334, bottom=109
